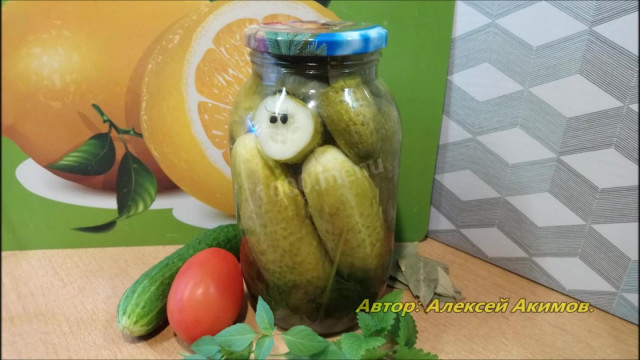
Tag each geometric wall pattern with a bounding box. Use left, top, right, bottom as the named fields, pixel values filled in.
left=429, top=0, right=639, bottom=323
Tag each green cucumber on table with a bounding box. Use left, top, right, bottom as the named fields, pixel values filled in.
left=116, top=224, right=242, bottom=337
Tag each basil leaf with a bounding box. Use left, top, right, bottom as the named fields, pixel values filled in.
left=336, top=333, right=385, bottom=359
left=255, top=297, right=275, bottom=335
left=212, top=323, right=257, bottom=352
left=312, top=343, right=347, bottom=360
left=282, top=326, right=329, bottom=356
left=191, top=336, right=222, bottom=358
left=116, top=151, right=157, bottom=219
left=254, top=335, right=274, bottom=360
left=48, top=132, right=115, bottom=176
left=221, top=343, right=252, bottom=360
left=192, top=335, right=216, bottom=349
left=285, top=343, right=346, bottom=359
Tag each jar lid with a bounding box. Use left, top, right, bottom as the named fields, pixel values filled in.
left=244, top=21, right=387, bottom=56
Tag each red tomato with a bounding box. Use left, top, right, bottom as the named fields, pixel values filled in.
left=167, top=248, right=244, bottom=344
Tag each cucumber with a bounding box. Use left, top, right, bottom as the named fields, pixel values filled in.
left=116, top=224, right=242, bottom=337
left=316, top=75, right=381, bottom=163
left=302, top=145, right=388, bottom=280
left=232, top=133, right=332, bottom=312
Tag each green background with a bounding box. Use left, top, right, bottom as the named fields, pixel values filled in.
left=1, top=1, right=454, bottom=251
left=328, top=1, right=454, bottom=243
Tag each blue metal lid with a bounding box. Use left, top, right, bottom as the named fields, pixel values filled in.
left=244, top=21, right=388, bottom=56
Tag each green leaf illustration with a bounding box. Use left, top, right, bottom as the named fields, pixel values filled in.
left=265, top=32, right=283, bottom=54
left=254, top=335, right=274, bottom=360
left=282, top=326, right=329, bottom=356
left=211, top=323, right=257, bottom=352
left=265, top=31, right=313, bottom=55
left=48, top=132, right=116, bottom=176
left=285, top=33, right=311, bottom=55
left=116, top=151, right=157, bottom=219
left=74, top=150, right=157, bottom=233
left=300, top=42, right=328, bottom=56
left=255, top=297, right=275, bottom=335
left=74, top=220, right=117, bottom=233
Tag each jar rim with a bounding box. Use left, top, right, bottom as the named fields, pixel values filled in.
left=244, top=20, right=387, bottom=57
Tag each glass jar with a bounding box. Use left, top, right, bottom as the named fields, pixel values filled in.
left=229, top=21, right=401, bottom=334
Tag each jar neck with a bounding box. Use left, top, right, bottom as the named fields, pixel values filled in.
left=249, top=50, right=380, bottom=83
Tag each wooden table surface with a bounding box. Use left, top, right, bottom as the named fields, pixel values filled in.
left=2, top=239, right=638, bottom=359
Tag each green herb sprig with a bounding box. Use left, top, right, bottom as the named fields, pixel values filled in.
left=184, top=290, right=437, bottom=360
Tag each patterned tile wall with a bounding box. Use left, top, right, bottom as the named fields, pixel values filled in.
left=429, top=0, right=638, bottom=323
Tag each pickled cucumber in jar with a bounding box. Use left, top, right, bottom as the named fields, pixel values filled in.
left=277, top=73, right=328, bottom=103
left=251, top=92, right=323, bottom=163
left=302, top=145, right=390, bottom=282
left=232, top=21, right=397, bottom=334
left=231, top=134, right=332, bottom=315
left=365, top=80, right=402, bottom=231
left=316, top=75, right=381, bottom=164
